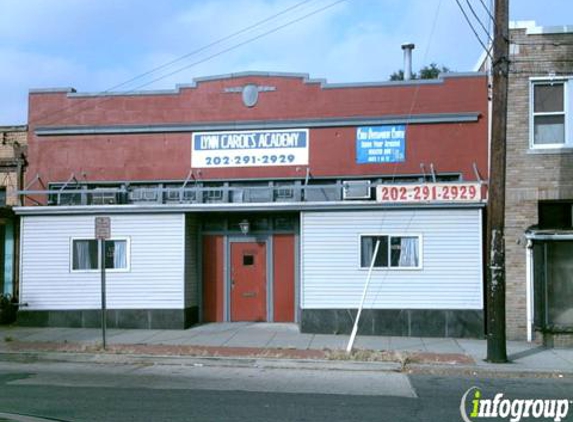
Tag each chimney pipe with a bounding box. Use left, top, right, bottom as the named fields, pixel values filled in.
left=401, top=43, right=415, bottom=81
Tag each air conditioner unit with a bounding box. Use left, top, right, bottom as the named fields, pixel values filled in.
left=129, top=187, right=159, bottom=203
left=91, top=190, right=117, bottom=205
left=342, top=180, right=371, bottom=200
left=165, top=189, right=182, bottom=202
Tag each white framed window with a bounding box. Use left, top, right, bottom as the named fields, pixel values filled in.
left=71, top=238, right=130, bottom=272
left=530, top=78, right=570, bottom=148
left=359, top=234, right=422, bottom=269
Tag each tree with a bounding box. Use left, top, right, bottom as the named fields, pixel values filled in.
left=419, top=63, right=450, bottom=79
left=389, top=70, right=406, bottom=81
left=388, top=63, right=451, bottom=81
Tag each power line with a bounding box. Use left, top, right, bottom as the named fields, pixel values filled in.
left=455, top=0, right=493, bottom=61
left=478, top=0, right=495, bottom=23
left=465, top=0, right=493, bottom=42
left=31, top=0, right=314, bottom=126
left=106, top=0, right=314, bottom=92
left=32, top=0, right=341, bottom=126
left=126, top=1, right=346, bottom=96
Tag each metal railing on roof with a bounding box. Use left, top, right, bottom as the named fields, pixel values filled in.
left=17, top=182, right=351, bottom=207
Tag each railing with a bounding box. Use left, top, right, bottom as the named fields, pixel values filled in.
left=18, top=182, right=363, bottom=206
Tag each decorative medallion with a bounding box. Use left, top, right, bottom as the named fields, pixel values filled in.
left=224, top=84, right=276, bottom=108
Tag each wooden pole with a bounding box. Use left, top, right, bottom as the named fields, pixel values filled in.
left=486, top=0, right=509, bottom=363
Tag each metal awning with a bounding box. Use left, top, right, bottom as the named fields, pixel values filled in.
left=525, top=228, right=573, bottom=241
left=14, top=201, right=486, bottom=216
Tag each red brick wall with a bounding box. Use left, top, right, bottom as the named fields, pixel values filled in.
left=26, top=74, right=488, bottom=185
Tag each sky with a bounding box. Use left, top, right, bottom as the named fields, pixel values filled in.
left=0, top=0, right=571, bottom=125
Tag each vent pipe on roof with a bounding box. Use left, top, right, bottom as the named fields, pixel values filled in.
left=401, top=43, right=415, bottom=81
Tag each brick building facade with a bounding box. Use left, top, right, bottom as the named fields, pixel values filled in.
left=15, top=72, right=489, bottom=334
left=0, top=125, right=27, bottom=299
left=503, top=22, right=573, bottom=344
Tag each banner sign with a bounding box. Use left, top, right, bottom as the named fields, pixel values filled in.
left=356, top=125, right=406, bottom=164
left=192, top=129, right=308, bottom=168
left=376, top=183, right=483, bottom=203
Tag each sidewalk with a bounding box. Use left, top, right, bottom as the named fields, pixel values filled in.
left=1, top=323, right=572, bottom=377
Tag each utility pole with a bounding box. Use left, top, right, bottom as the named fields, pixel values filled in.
left=486, top=0, right=509, bottom=363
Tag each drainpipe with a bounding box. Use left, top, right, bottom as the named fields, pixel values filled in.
left=526, top=239, right=534, bottom=342
left=401, top=43, right=415, bottom=81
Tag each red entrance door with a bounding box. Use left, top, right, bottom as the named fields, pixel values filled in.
left=230, top=242, right=267, bottom=321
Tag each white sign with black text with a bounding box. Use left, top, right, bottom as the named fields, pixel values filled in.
left=191, top=129, right=309, bottom=168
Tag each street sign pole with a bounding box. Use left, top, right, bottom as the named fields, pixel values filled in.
left=100, top=238, right=107, bottom=350
left=95, top=217, right=111, bottom=351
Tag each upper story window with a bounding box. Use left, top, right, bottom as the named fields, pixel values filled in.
left=531, top=79, right=569, bottom=148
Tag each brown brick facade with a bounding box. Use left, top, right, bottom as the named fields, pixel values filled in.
left=0, top=126, right=27, bottom=206
left=504, top=24, right=573, bottom=340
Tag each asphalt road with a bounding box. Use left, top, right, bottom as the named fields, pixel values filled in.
left=0, top=361, right=571, bottom=422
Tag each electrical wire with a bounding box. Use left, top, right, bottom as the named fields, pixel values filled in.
left=362, top=0, right=445, bottom=322
left=455, top=0, right=493, bottom=61
left=464, top=0, right=493, bottom=41
left=478, top=0, right=495, bottom=23
left=32, top=0, right=344, bottom=127
left=31, top=0, right=315, bottom=125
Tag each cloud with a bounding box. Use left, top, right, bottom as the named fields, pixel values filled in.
left=0, top=0, right=572, bottom=125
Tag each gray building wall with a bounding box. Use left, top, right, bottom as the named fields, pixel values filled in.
left=505, top=23, right=573, bottom=340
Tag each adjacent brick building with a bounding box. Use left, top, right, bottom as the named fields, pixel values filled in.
left=502, top=22, right=573, bottom=344
left=0, top=125, right=27, bottom=299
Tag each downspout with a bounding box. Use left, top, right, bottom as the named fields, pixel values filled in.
left=525, top=239, right=533, bottom=342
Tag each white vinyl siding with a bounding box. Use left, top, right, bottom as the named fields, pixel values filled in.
left=301, top=209, right=483, bottom=310
left=20, top=214, right=185, bottom=310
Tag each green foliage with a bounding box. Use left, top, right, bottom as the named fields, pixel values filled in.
left=389, top=63, right=451, bottom=81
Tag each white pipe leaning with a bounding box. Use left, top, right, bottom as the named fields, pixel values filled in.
left=346, top=239, right=380, bottom=353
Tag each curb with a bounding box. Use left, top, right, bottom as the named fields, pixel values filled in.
left=0, top=350, right=403, bottom=373
left=1, top=349, right=572, bottom=379
left=404, top=363, right=573, bottom=379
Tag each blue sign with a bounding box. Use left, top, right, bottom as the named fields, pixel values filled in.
left=356, top=125, right=406, bottom=164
